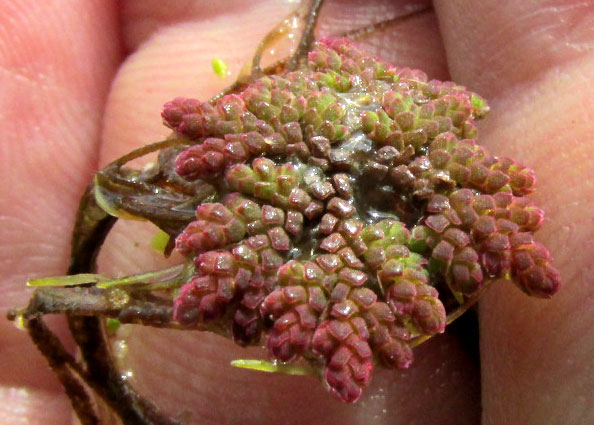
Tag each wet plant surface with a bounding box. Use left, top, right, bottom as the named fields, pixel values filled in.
left=6, top=1, right=562, bottom=424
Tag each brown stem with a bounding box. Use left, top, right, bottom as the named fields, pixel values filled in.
left=286, top=0, right=325, bottom=70
left=19, top=287, right=176, bottom=327
left=69, top=316, right=183, bottom=425
left=25, top=316, right=100, bottom=425
left=249, top=1, right=309, bottom=77
left=108, top=138, right=188, bottom=169
left=213, top=0, right=326, bottom=101
left=69, top=184, right=117, bottom=275
left=66, top=169, right=184, bottom=424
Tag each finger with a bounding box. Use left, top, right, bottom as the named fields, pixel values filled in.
left=435, top=0, right=594, bottom=100
left=96, top=1, right=482, bottom=424
left=0, top=0, right=120, bottom=423
left=434, top=1, right=594, bottom=423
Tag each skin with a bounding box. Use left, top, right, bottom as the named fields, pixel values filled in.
left=0, top=0, right=592, bottom=424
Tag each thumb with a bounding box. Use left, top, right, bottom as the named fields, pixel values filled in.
left=435, top=0, right=594, bottom=423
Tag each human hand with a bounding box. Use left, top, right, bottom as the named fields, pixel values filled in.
left=1, top=1, right=592, bottom=424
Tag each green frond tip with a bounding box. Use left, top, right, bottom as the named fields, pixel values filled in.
left=211, top=58, right=228, bottom=79
left=230, top=359, right=313, bottom=376
left=470, top=93, right=490, bottom=118
left=151, top=229, right=170, bottom=254
left=27, top=273, right=107, bottom=287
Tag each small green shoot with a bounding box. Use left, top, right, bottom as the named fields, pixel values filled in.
left=106, top=318, right=122, bottom=333
left=211, top=58, right=228, bottom=79
left=151, top=229, right=170, bottom=254
left=230, top=359, right=313, bottom=376
left=27, top=274, right=107, bottom=287
left=97, top=264, right=185, bottom=289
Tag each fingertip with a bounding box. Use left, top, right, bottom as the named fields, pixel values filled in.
left=434, top=0, right=594, bottom=98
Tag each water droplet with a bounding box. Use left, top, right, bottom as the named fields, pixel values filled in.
left=121, top=370, right=134, bottom=381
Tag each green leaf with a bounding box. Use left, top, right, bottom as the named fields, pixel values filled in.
left=230, top=359, right=313, bottom=376
left=27, top=274, right=107, bottom=287
left=151, top=229, right=170, bottom=254
left=96, top=264, right=185, bottom=289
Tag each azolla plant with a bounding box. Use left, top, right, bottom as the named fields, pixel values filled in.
left=166, top=37, right=560, bottom=402
left=8, top=3, right=560, bottom=424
